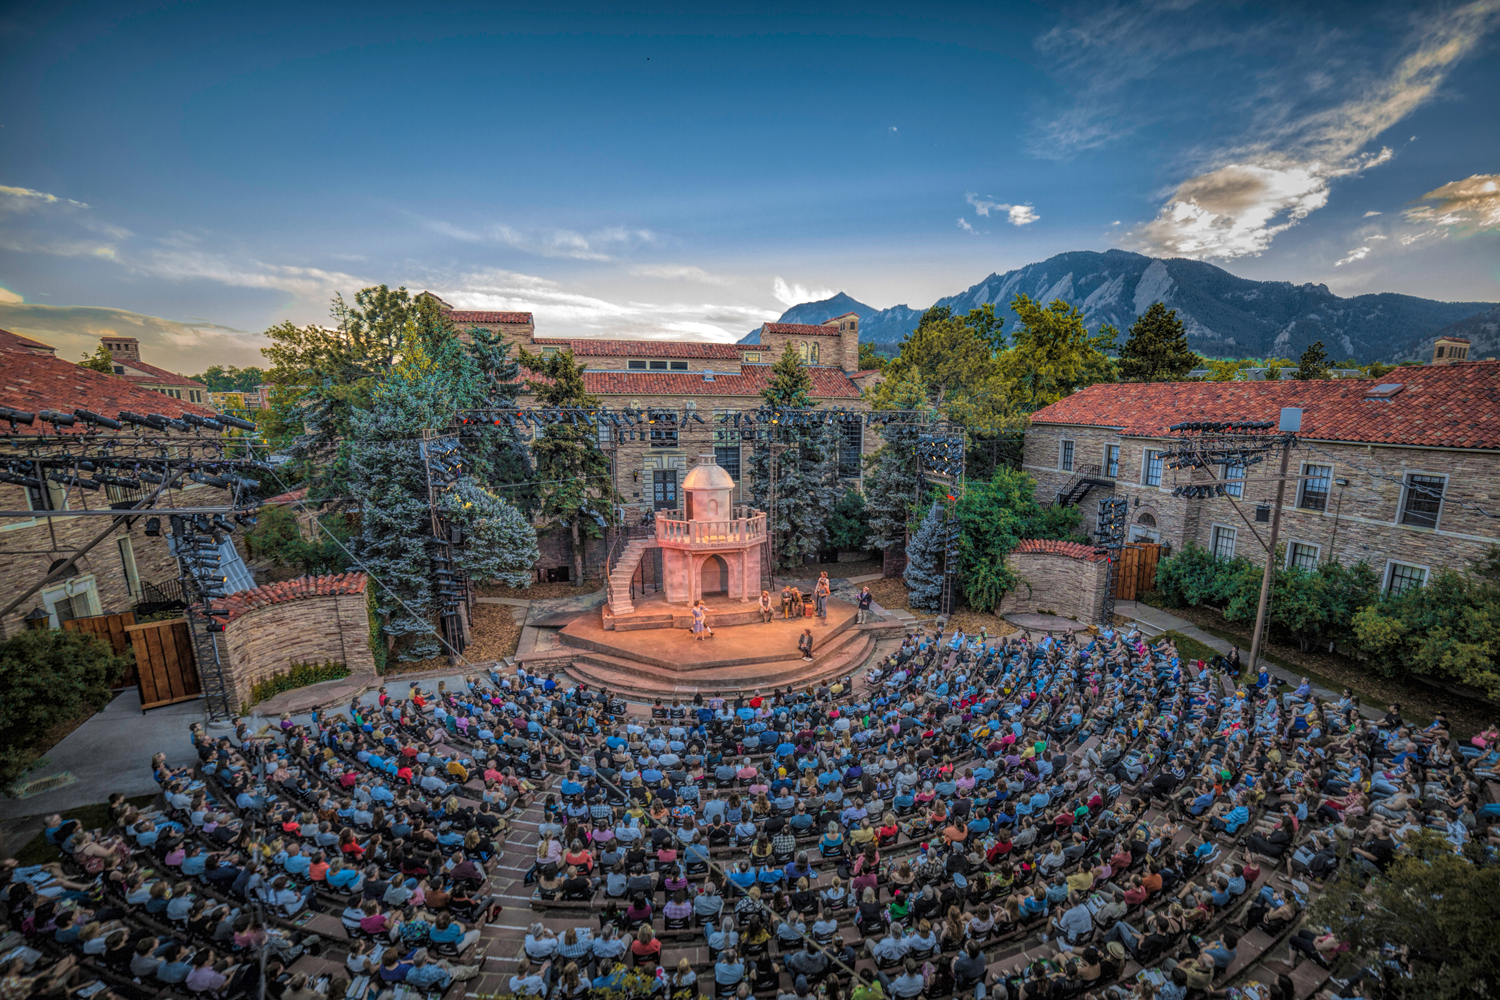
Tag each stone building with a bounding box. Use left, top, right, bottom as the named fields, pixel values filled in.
left=1023, top=361, right=1500, bottom=594
left=0, top=329, right=240, bottom=636
left=98, top=336, right=210, bottom=405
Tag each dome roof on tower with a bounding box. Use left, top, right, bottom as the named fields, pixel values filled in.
left=682, top=460, right=734, bottom=491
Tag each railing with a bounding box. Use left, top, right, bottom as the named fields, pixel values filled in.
left=656, top=507, right=767, bottom=547
left=605, top=524, right=656, bottom=609
left=134, top=578, right=188, bottom=616
left=1055, top=464, right=1106, bottom=507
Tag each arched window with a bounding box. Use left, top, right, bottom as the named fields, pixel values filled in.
left=1136, top=513, right=1157, bottom=527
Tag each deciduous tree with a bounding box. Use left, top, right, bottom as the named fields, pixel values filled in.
left=77, top=343, right=116, bottom=374
left=999, top=295, right=1117, bottom=412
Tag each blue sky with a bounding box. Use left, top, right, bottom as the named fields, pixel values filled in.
left=1, top=0, right=1498, bottom=371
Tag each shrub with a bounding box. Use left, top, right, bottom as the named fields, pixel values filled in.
left=250, top=660, right=351, bottom=704
left=0, top=629, right=129, bottom=795
left=1352, top=563, right=1500, bottom=700
left=954, top=466, right=1084, bottom=613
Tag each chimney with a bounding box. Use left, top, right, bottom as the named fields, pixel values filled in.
left=1431, top=336, right=1470, bottom=365
left=101, top=336, right=140, bottom=362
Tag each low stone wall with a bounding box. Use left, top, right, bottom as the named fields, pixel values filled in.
left=996, top=540, right=1109, bottom=624
left=214, top=573, right=374, bottom=710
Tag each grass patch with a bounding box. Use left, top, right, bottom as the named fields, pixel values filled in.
left=11, top=793, right=157, bottom=865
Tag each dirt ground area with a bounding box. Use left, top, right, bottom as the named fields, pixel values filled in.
left=865, top=576, right=1018, bottom=638
left=380, top=603, right=521, bottom=676
left=473, top=579, right=601, bottom=600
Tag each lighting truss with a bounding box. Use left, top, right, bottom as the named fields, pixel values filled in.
left=1095, top=496, right=1128, bottom=624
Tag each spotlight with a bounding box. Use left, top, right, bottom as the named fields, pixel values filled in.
left=75, top=409, right=123, bottom=430
left=145, top=517, right=161, bottom=536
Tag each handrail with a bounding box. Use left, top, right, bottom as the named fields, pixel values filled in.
left=655, top=510, right=767, bottom=547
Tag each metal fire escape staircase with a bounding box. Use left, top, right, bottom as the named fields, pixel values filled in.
left=1054, top=464, right=1114, bottom=508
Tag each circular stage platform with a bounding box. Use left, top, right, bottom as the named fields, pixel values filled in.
left=1002, top=612, right=1095, bottom=634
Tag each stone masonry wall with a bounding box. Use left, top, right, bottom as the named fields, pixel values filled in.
left=996, top=544, right=1109, bottom=623
left=222, top=588, right=373, bottom=709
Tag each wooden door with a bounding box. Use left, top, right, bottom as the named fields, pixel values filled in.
left=125, top=619, right=203, bottom=710
left=1113, top=543, right=1164, bottom=600
left=62, top=612, right=138, bottom=687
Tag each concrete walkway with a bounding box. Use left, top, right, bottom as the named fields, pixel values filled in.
left=1117, top=599, right=1380, bottom=719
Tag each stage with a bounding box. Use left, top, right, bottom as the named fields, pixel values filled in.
left=538, top=594, right=901, bottom=698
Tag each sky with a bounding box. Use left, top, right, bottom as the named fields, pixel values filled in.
left=1, top=0, right=1498, bottom=373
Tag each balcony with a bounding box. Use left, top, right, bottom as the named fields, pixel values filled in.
left=656, top=505, right=767, bottom=549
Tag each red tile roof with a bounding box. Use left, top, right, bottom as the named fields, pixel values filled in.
left=1437, top=336, right=1471, bottom=343
left=532, top=339, right=742, bottom=359
left=1013, top=539, right=1107, bottom=562
left=211, top=573, right=368, bottom=623
left=116, top=357, right=206, bottom=388
left=1029, top=361, right=1500, bottom=450
left=0, top=343, right=218, bottom=433
left=762, top=322, right=844, bottom=338
left=263, top=487, right=309, bottom=504
left=0, top=329, right=57, bottom=354
left=519, top=363, right=863, bottom=399
left=448, top=311, right=534, bottom=325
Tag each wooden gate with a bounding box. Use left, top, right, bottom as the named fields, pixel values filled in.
left=1113, top=543, right=1165, bottom=601
left=62, top=612, right=138, bottom=687
left=124, top=618, right=202, bottom=711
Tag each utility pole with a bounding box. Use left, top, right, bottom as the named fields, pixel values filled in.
left=1246, top=408, right=1300, bottom=682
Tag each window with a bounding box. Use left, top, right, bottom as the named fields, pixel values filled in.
left=715, top=445, right=741, bottom=480
left=118, top=537, right=142, bottom=598
left=1400, top=473, right=1445, bottom=529
left=652, top=470, right=678, bottom=511
left=112, top=365, right=124, bottom=374
left=541, top=346, right=559, bottom=358
left=628, top=360, right=647, bottom=370
left=744, top=352, right=761, bottom=363
left=1143, top=450, right=1163, bottom=487
left=669, top=361, right=688, bottom=371
left=797, top=342, right=819, bottom=364
left=1220, top=460, right=1244, bottom=498
left=1211, top=525, right=1237, bottom=561
left=838, top=419, right=863, bottom=480
left=649, top=360, right=668, bottom=371
left=1287, top=542, right=1319, bottom=571
left=648, top=410, right=678, bottom=448
left=1060, top=440, right=1074, bottom=473
left=1386, top=561, right=1428, bottom=595
left=189, top=390, right=203, bottom=404
left=41, top=577, right=99, bottom=628
left=1298, top=464, right=1332, bottom=511
left=1105, top=445, right=1119, bottom=479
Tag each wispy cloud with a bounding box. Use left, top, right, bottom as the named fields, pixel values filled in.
left=421, top=217, right=656, bottom=261
left=771, top=277, right=835, bottom=307
left=627, top=264, right=735, bottom=286
left=965, top=193, right=1040, bottom=226
left=956, top=217, right=977, bottom=234
left=438, top=269, right=779, bottom=341
left=1132, top=2, right=1495, bottom=259
left=0, top=184, right=90, bottom=210
left=1364, top=210, right=1383, bottom=217
left=1335, top=246, right=1372, bottom=266
left=0, top=180, right=126, bottom=258
left=1405, top=173, right=1500, bottom=230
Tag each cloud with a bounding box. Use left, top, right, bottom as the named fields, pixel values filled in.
left=965, top=193, right=1040, bottom=226
left=0, top=286, right=23, bottom=304
left=1066, top=1, right=1497, bottom=257
left=0, top=302, right=268, bottom=372
left=772, top=277, right=835, bottom=307
left=1405, top=173, right=1500, bottom=230
left=1400, top=228, right=1441, bottom=245
left=1335, top=246, right=1372, bottom=266
left=956, top=217, right=977, bottom=233
left=1364, top=210, right=1383, bottom=217
left=1135, top=160, right=1353, bottom=259
left=435, top=268, right=779, bottom=341
left=421, top=217, right=656, bottom=261
left=0, top=185, right=89, bottom=211
left=627, top=264, right=735, bottom=286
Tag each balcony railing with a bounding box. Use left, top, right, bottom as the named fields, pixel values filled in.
left=656, top=505, right=767, bottom=547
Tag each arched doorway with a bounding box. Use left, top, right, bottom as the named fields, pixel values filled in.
left=700, top=555, right=729, bottom=597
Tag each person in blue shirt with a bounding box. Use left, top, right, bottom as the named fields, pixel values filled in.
left=727, top=863, right=757, bottom=890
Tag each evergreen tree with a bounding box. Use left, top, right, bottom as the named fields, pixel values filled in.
left=1294, top=340, right=1332, bottom=379
left=518, top=346, right=623, bottom=586
left=825, top=488, right=870, bottom=552
left=1001, top=295, right=1118, bottom=410
left=748, top=344, right=842, bottom=572
left=903, top=501, right=946, bottom=610
left=78, top=343, right=116, bottom=374
left=459, top=324, right=539, bottom=516
left=863, top=383, right=931, bottom=552
left=1117, top=302, right=1198, bottom=382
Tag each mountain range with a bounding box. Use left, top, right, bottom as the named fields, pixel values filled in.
left=741, top=250, right=1495, bottom=364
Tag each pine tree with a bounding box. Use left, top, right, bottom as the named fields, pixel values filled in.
left=518, top=346, right=624, bottom=586
left=748, top=344, right=842, bottom=572
left=864, top=421, right=924, bottom=551
left=459, top=324, right=539, bottom=516
left=78, top=343, right=116, bottom=374
left=1117, top=302, right=1198, bottom=382
left=1294, top=340, right=1332, bottom=380
left=903, top=501, right=946, bottom=610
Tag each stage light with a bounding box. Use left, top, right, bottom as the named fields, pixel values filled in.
left=215, top=413, right=257, bottom=431
left=145, top=517, right=161, bottom=536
